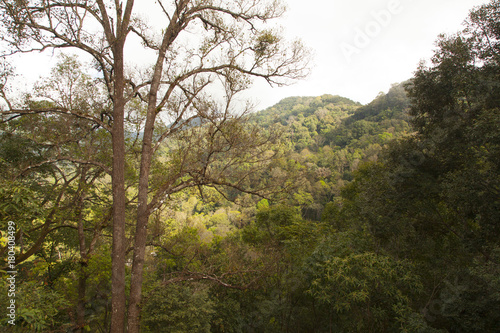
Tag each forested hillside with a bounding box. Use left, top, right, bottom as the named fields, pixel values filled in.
left=252, top=84, right=411, bottom=220
left=1, top=0, right=500, bottom=332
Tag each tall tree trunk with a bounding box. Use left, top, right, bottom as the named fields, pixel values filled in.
left=76, top=167, right=88, bottom=333
left=76, top=267, right=88, bottom=332
left=126, top=83, right=159, bottom=333
left=110, top=42, right=127, bottom=333
left=126, top=7, right=182, bottom=329
left=126, top=114, right=154, bottom=333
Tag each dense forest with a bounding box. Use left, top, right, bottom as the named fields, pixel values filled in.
left=1, top=0, right=500, bottom=332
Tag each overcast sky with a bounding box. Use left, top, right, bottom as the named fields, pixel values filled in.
left=10, top=0, right=490, bottom=110
left=245, top=0, right=490, bottom=109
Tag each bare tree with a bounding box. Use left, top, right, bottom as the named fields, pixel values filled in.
left=0, top=0, right=309, bottom=331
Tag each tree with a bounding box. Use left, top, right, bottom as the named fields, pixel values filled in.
left=141, top=282, right=215, bottom=333
left=0, top=54, right=114, bottom=331
left=0, top=0, right=309, bottom=331
left=406, top=0, right=500, bottom=251
left=328, top=1, right=500, bottom=331
left=402, top=4, right=500, bottom=328
left=307, top=247, right=423, bottom=332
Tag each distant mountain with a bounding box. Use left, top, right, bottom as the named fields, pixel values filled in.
left=344, top=82, right=410, bottom=125
left=254, top=94, right=360, bottom=127
left=252, top=83, right=412, bottom=219
left=254, top=83, right=411, bottom=151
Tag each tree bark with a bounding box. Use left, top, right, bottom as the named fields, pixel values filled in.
left=126, top=5, right=186, bottom=331
left=76, top=267, right=88, bottom=332
left=76, top=168, right=89, bottom=333
left=126, top=42, right=162, bottom=333
left=126, top=108, right=154, bottom=333
left=110, top=40, right=127, bottom=333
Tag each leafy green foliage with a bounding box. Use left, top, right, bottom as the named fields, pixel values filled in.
left=307, top=251, right=422, bottom=332
left=331, top=2, right=500, bottom=332
left=2, top=2, right=500, bottom=332
left=0, top=279, right=69, bottom=331
left=141, top=283, right=215, bottom=333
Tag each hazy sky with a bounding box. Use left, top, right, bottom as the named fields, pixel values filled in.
left=10, top=0, right=490, bottom=110
left=245, top=0, right=490, bottom=109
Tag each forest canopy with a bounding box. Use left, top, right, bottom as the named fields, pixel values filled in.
left=1, top=0, right=499, bottom=332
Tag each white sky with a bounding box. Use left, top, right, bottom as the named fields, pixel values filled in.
left=245, top=0, right=490, bottom=109
left=9, top=0, right=490, bottom=109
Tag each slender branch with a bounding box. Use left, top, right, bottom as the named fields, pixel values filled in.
left=17, top=157, right=111, bottom=178
left=128, top=26, right=159, bottom=50
left=1, top=107, right=111, bottom=132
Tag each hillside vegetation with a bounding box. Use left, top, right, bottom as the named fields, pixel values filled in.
left=253, top=84, right=411, bottom=219
left=1, top=1, right=500, bottom=332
